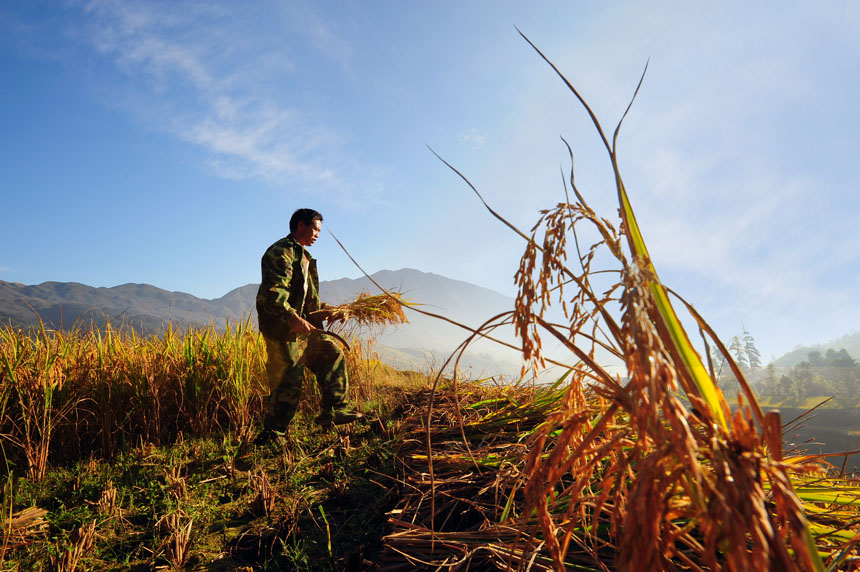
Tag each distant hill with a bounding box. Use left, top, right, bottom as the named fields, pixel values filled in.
left=771, top=331, right=860, bottom=367
left=320, top=268, right=516, bottom=351
left=0, top=280, right=256, bottom=333
left=0, top=270, right=524, bottom=377
left=7, top=273, right=856, bottom=379
left=320, top=268, right=524, bottom=377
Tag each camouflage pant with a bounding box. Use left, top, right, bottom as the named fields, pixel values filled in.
left=262, top=331, right=349, bottom=432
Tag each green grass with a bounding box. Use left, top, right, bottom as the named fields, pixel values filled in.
left=4, top=409, right=408, bottom=571
left=757, top=395, right=860, bottom=409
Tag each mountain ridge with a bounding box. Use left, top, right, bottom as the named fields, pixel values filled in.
left=0, top=270, right=523, bottom=376
left=7, top=272, right=852, bottom=371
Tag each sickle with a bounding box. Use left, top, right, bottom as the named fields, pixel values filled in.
left=312, top=328, right=351, bottom=352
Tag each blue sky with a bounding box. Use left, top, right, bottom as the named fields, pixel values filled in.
left=1, top=1, right=858, bottom=362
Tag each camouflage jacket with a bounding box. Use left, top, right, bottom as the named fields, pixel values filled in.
left=256, top=234, right=322, bottom=338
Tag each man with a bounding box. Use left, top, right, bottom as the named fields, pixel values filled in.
left=256, top=208, right=363, bottom=440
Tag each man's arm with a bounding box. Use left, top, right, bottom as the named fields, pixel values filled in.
left=262, top=242, right=300, bottom=327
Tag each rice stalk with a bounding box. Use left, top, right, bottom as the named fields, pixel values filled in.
left=0, top=320, right=77, bottom=481
left=393, top=31, right=851, bottom=571
left=156, top=510, right=194, bottom=570
left=0, top=317, right=270, bottom=473
left=249, top=470, right=277, bottom=517
left=164, top=462, right=188, bottom=503
left=97, top=480, right=117, bottom=517
left=492, top=32, right=833, bottom=571
left=312, top=291, right=408, bottom=338
left=49, top=520, right=96, bottom=572
left=380, top=378, right=614, bottom=570
left=0, top=470, right=11, bottom=562
left=208, top=317, right=267, bottom=442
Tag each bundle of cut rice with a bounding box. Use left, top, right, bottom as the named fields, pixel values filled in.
left=312, top=291, right=408, bottom=334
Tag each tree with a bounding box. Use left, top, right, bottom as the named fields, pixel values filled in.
left=777, top=374, right=794, bottom=398
left=825, top=348, right=858, bottom=399
left=743, top=329, right=761, bottom=371
left=792, top=361, right=814, bottom=399
left=729, top=335, right=749, bottom=371
left=807, top=350, right=824, bottom=367
left=762, top=363, right=778, bottom=396
left=825, top=348, right=855, bottom=368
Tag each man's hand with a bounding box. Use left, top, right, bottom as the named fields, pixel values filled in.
left=308, top=305, right=333, bottom=328
left=288, top=313, right=316, bottom=335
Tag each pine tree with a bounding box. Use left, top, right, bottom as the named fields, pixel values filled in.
left=743, top=329, right=761, bottom=371
left=729, top=335, right=749, bottom=371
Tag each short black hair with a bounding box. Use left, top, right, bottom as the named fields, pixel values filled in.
left=289, top=208, right=323, bottom=233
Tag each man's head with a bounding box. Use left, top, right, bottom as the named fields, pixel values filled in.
left=290, top=208, right=323, bottom=247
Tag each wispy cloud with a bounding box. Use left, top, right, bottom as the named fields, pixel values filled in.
left=69, top=0, right=367, bottom=195
left=457, top=129, right=486, bottom=150
left=279, top=0, right=354, bottom=71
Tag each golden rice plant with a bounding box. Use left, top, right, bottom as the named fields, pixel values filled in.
left=312, top=291, right=408, bottom=338
left=218, top=317, right=268, bottom=442
left=180, top=317, right=267, bottom=442
left=0, top=318, right=270, bottom=477
left=0, top=320, right=76, bottom=480
left=418, top=32, right=859, bottom=570
left=0, top=309, right=416, bottom=477
left=510, top=34, right=856, bottom=570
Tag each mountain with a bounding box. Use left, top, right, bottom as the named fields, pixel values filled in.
left=0, top=270, right=524, bottom=377
left=320, top=268, right=524, bottom=376
left=0, top=280, right=256, bottom=332
left=771, top=331, right=860, bottom=368
left=319, top=268, right=516, bottom=351
left=10, top=271, right=855, bottom=378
